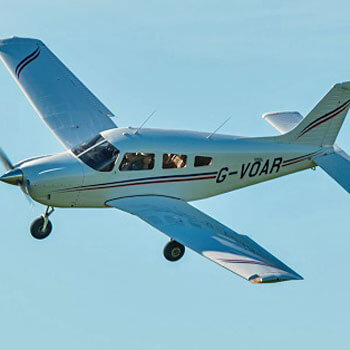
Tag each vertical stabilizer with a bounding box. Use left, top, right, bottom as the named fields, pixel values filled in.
left=273, top=82, right=350, bottom=146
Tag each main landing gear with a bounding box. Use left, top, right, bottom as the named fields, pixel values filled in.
left=163, top=240, right=185, bottom=262
left=30, top=206, right=54, bottom=240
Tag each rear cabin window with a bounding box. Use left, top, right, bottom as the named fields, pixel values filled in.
left=119, top=153, right=155, bottom=171
left=194, top=156, right=212, bottom=167
left=163, top=154, right=187, bottom=169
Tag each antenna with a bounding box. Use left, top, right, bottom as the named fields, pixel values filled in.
left=134, top=110, right=156, bottom=134
left=207, top=116, right=231, bottom=139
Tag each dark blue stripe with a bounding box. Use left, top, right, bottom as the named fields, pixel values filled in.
left=300, top=99, right=350, bottom=134
left=66, top=171, right=219, bottom=191
left=283, top=151, right=320, bottom=164
left=15, top=47, right=39, bottom=75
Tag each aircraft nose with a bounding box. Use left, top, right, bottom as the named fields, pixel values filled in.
left=0, top=168, right=23, bottom=185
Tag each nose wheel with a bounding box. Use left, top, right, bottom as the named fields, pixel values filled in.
left=30, top=206, right=54, bottom=240
left=163, top=240, right=185, bottom=262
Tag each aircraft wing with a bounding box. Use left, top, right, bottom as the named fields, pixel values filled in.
left=107, top=196, right=303, bottom=284
left=0, top=37, right=116, bottom=149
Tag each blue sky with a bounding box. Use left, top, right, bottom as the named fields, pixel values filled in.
left=0, top=1, right=349, bottom=349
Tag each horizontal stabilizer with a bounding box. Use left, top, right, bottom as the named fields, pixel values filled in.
left=313, top=147, right=350, bottom=193
left=262, top=111, right=303, bottom=134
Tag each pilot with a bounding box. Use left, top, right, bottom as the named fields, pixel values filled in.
left=120, top=153, right=134, bottom=171
left=130, top=153, right=144, bottom=170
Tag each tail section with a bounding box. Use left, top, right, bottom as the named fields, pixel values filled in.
left=259, top=82, right=350, bottom=194
left=273, top=82, right=350, bottom=146
left=313, top=147, right=350, bottom=193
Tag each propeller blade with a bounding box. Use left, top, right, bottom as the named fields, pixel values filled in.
left=20, top=179, right=34, bottom=207
left=22, top=191, right=34, bottom=207
left=0, top=148, right=13, bottom=170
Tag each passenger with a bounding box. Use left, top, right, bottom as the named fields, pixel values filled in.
left=163, top=154, right=177, bottom=168
left=142, top=155, right=154, bottom=169
left=172, top=154, right=186, bottom=168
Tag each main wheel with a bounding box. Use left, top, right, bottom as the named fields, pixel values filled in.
left=163, top=240, right=185, bottom=262
left=30, top=217, right=53, bottom=240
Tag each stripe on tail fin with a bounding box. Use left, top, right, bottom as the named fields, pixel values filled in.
left=265, top=82, right=350, bottom=146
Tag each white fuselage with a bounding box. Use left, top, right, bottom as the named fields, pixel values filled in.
left=18, top=127, right=323, bottom=208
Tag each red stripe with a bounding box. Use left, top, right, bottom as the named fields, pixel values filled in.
left=298, top=103, right=350, bottom=138
left=17, top=50, right=40, bottom=78
left=62, top=175, right=217, bottom=193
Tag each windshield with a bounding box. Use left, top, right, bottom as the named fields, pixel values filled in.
left=71, top=135, right=120, bottom=172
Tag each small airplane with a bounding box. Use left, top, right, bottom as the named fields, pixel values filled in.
left=0, top=37, right=349, bottom=284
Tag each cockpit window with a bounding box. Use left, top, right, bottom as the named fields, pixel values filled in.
left=71, top=135, right=120, bottom=172
left=119, top=153, right=155, bottom=171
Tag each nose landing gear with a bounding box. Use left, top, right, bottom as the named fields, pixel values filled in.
left=163, top=240, right=185, bottom=262
left=30, top=206, right=54, bottom=240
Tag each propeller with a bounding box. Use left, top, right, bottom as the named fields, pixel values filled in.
left=0, top=148, right=34, bottom=206
left=0, top=148, right=13, bottom=170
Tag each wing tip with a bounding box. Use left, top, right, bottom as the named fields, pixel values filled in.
left=334, top=81, right=350, bottom=90
left=249, top=273, right=303, bottom=284
left=0, top=36, right=43, bottom=49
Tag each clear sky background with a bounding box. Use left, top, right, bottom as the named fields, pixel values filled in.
left=0, top=1, right=349, bottom=349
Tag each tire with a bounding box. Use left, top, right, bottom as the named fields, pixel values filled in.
left=163, top=240, right=185, bottom=262
left=30, top=217, right=53, bottom=240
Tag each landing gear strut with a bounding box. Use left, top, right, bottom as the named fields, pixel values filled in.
left=163, top=240, right=185, bottom=262
left=30, top=206, right=54, bottom=240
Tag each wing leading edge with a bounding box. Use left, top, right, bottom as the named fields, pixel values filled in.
left=0, top=36, right=116, bottom=148
left=108, top=196, right=303, bottom=284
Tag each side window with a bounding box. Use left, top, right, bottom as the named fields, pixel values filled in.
left=119, top=153, right=155, bottom=171
left=163, top=154, right=187, bottom=169
left=194, top=156, right=212, bottom=167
